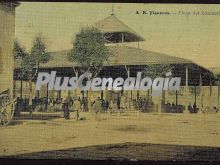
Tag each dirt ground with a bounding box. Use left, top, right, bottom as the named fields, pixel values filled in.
left=0, top=111, right=220, bottom=160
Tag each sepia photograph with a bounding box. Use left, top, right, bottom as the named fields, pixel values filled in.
left=0, top=0, right=220, bottom=162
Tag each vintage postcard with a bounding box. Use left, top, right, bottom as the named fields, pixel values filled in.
left=0, top=1, right=220, bottom=161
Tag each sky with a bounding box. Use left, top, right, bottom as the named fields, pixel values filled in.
left=15, top=3, right=220, bottom=68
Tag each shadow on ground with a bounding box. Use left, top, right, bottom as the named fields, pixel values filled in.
left=7, top=113, right=62, bottom=126
left=14, top=113, right=61, bottom=121
left=6, top=142, right=220, bottom=160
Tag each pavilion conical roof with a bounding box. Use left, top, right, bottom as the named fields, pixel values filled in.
left=94, top=15, right=145, bottom=43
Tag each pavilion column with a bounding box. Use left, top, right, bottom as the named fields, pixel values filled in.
left=68, top=91, right=71, bottom=98
left=125, top=66, right=130, bottom=109
left=137, top=91, right=139, bottom=100
left=194, top=85, right=197, bottom=105
left=20, top=72, right=23, bottom=98
left=121, top=32, right=124, bottom=43
left=36, top=90, right=39, bottom=98
left=209, top=77, right=213, bottom=110
left=147, top=90, right=150, bottom=105
left=105, top=88, right=109, bottom=107
left=81, top=91, right=85, bottom=98
left=101, top=90, right=103, bottom=100
left=75, top=71, right=78, bottom=98
left=175, top=91, right=178, bottom=106
left=46, top=83, right=49, bottom=110
left=127, top=67, right=130, bottom=109
left=46, top=83, right=49, bottom=99
left=186, top=65, right=188, bottom=87
left=162, top=90, right=165, bottom=106
left=218, top=81, right=220, bottom=110
left=199, top=72, right=203, bottom=108
left=67, top=88, right=71, bottom=98
left=184, top=65, right=189, bottom=113
left=57, top=90, right=61, bottom=99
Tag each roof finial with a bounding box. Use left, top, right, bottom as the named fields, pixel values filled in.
left=111, top=4, right=115, bottom=16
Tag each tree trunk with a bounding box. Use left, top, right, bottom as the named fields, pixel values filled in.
left=194, top=85, right=197, bottom=105
left=162, top=90, right=165, bottom=104
left=88, top=89, right=92, bottom=112
left=137, top=90, right=139, bottom=100
left=46, top=83, right=49, bottom=111
left=20, top=76, right=23, bottom=98
left=218, top=84, right=220, bottom=109
left=150, top=86, right=153, bottom=103
left=175, top=91, right=178, bottom=106
left=13, top=79, right=16, bottom=98
left=29, top=78, right=33, bottom=113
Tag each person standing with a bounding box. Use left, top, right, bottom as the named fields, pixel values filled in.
left=85, top=97, right=89, bottom=112
left=93, top=97, right=102, bottom=121
left=82, top=97, right=88, bottom=112
left=111, top=99, right=118, bottom=114
left=75, top=97, right=82, bottom=120
left=63, top=96, right=71, bottom=120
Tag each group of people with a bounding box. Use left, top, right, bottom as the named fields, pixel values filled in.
left=133, top=97, right=149, bottom=112
left=62, top=96, right=119, bottom=120
left=14, top=94, right=220, bottom=121
left=92, top=96, right=129, bottom=120
left=63, top=96, right=82, bottom=120
left=188, top=102, right=199, bottom=113
left=15, top=97, right=29, bottom=115
left=163, top=101, right=184, bottom=113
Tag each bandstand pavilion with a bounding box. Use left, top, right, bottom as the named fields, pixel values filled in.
left=14, top=14, right=216, bottom=112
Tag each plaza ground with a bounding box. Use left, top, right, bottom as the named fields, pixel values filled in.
left=0, top=111, right=220, bottom=160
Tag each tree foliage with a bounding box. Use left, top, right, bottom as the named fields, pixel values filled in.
left=68, top=27, right=110, bottom=77
left=144, top=64, right=173, bottom=79
left=21, top=36, right=50, bottom=80
left=13, top=40, right=27, bottom=60
left=30, top=36, right=50, bottom=64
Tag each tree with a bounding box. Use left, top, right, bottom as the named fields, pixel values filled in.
left=68, top=27, right=110, bottom=111
left=13, top=40, right=27, bottom=60
left=68, top=27, right=110, bottom=77
left=21, top=36, right=50, bottom=110
left=13, top=40, right=28, bottom=98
